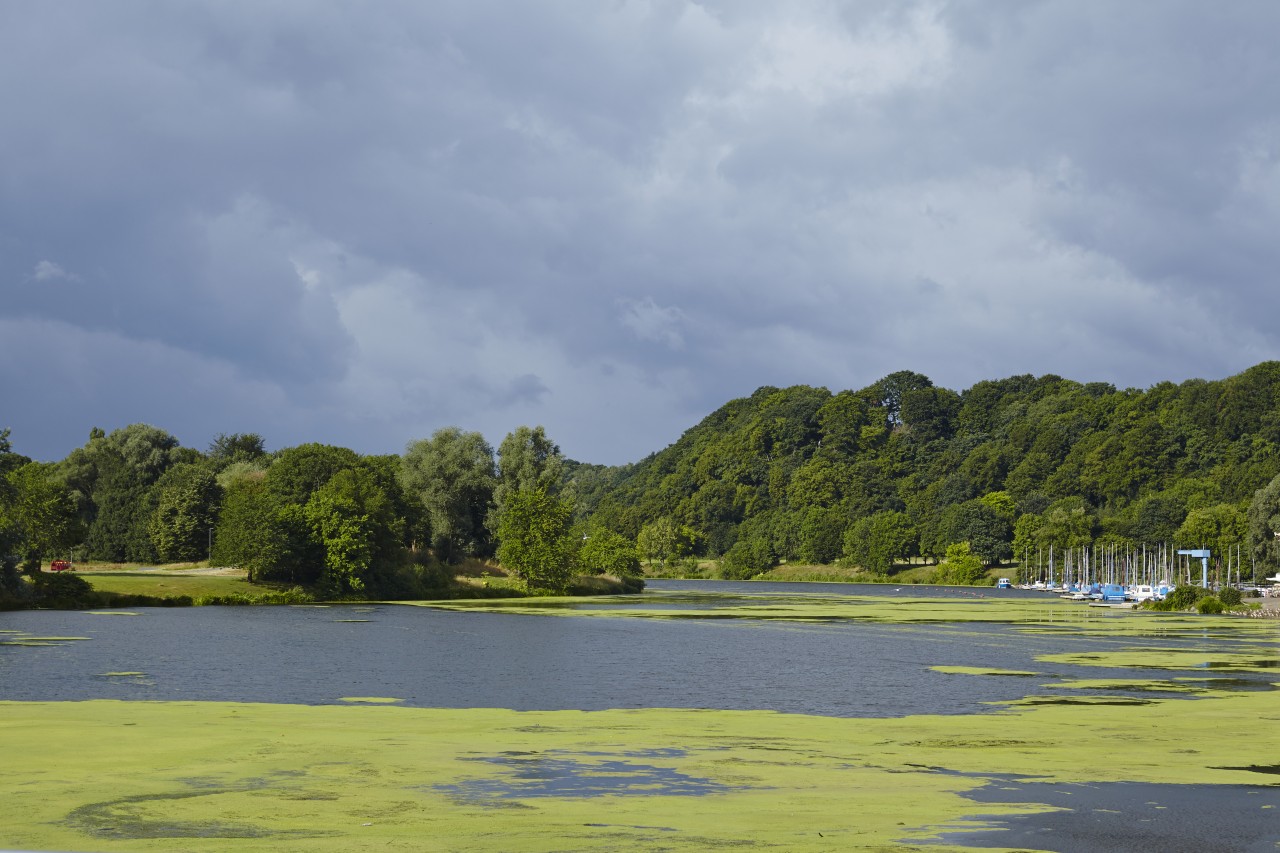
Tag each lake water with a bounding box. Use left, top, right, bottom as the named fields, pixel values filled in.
left=2, top=580, right=1272, bottom=715
left=3, top=579, right=1277, bottom=852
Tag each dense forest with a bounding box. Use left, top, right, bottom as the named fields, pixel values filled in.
left=6, top=362, right=1280, bottom=600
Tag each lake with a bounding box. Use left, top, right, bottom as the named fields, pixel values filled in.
left=2, top=580, right=1278, bottom=851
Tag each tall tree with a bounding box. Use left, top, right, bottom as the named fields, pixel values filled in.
left=305, top=467, right=404, bottom=595
left=148, top=464, right=222, bottom=562
left=401, top=428, right=496, bottom=562
left=5, top=462, right=82, bottom=570
left=496, top=488, right=577, bottom=594
left=1247, top=473, right=1280, bottom=579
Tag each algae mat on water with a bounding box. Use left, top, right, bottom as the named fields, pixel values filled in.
left=2, top=693, right=1277, bottom=852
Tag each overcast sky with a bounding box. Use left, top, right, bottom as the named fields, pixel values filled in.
left=4, top=1, right=1279, bottom=465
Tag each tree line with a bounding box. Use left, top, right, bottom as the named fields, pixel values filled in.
left=7, top=361, right=1280, bottom=596
left=0, top=425, right=641, bottom=600
left=570, top=362, right=1280, bottom=581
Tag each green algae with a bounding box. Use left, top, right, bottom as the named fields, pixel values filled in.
left=0, top=635, right=91, bottom=646
left=3, top=692, right=1277, bottom=853
left=338, top=697, right=403, bottom=704
left=932, top=666, right=1041, bottom=677
left=87, top=611, right=141, bottom=616
left=1038, top=648, right=1280, bottom=673
left=1048, top=678, right=1214, bottom=694
left=101, top=672, right=147, bottom=677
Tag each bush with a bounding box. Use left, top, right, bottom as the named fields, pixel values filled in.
left=1196, top=596, right=1225, bottom=615
left=720, top=536, right=777, bottom=579
left=1163, top=584, right=1206, bottom=610
left=29, top=571, right=95, bottom=608
left=1218, top=587, right=1243, bottom=607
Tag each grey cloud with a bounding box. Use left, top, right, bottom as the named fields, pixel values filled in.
left=3, top=1, right=1279, bottom=465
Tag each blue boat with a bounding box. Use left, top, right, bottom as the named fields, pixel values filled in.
left=1100, top=583, right=1127, bottom=602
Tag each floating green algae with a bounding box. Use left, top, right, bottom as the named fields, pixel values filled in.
left=101, top=672, right=147, bottom=678
left=1039, top=648, right=1280, bottom=673
left=3, top=691, right=1278, bottom=853
left=1048, top=678, right=1214, bottom=694
left=412, top=592, right=1117, bottom=627
left=932, top=666, right=1041, bottom=677
left=0, top=635, right=91, bottom=646
left=87, top=611, right=141, bottom=616
left=337, top=697, right=403, bottom=704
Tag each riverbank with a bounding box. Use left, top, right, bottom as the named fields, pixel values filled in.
left=1, top=561, right=642, bottom=611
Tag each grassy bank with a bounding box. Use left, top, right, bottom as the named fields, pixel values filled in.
left=6, top=560, right=643, bottom=610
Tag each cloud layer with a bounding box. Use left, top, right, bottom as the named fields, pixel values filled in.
left=4, top=1, right=1279, bottom=464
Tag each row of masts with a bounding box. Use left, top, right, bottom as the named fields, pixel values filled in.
left=1018, top=543, right=1249, bottom=588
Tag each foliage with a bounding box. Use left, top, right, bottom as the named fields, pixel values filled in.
left=148, top=464, right=222, bottom=562
left=3, top=462, right=82, bottom=569
left=843, top=510, right=916, bottom=573
left=636, top=516, right=696, bottom=566
left=940, top=500, right=1013, bottom=566
left=491, top=426, right=565, bottom=532
left=576, top=529, right=642, bottom=577
left=1195, top=596, right=1225, bottom=614
left=720, top=532, right=777, bottom=579
left=934, top=542, right=990, bottom=585
left=1217, top=586, right=1242, bottom=607
left=265, top=443, right=361, bottom=507
left=305, top=467, right=405, bottom=596
left=1246, top=472, right=1280, bottom=578
left=1175, top=503, right=1246, bottom=556
left=29, top=571, right=94, bottom=608
left=1161, top=584, right=1208, bottom=611
left=401, top=428, right=496, bottom=562
left=495, top=488, right=577, bottom=594
left=207, top=433, right=267, bottom=466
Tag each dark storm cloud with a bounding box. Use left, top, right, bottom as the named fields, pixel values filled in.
left=3, top=1, right=1279, bottom=464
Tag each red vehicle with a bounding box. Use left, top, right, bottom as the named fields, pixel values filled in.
left=50, top=560, right=74, bottom=573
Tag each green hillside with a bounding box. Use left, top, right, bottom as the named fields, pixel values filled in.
left=570, top=364, right=1280, bottom=579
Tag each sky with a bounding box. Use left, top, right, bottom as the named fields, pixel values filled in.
left=4, top=1, right=1280, bottom=466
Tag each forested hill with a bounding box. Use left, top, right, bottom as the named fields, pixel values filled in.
left=571, top=362, right=1280, bottom=575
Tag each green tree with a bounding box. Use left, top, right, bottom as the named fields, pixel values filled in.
left=869, top=370, right=933, bottom=428
left=305, top=467, right=404, bottom=595
left=266, top=443, right=361, bottom=506
left=637, top=517, right=693, bottom=567
left=65, top=424, right=186, bottom=562
left=576, top=529, right=642, bottom=577
left=148, top=464, right=222, bottom=562
left=1175, top=503, right=1245, bottom=561
left=900, top=386, right=961, bottom=442
left=844, top=510, right=916, bottom=573
left=720, top=533, right=776, bottom=579
left=208, top=433, right=267, bottom=467
left=4, top=462, right=82, bottom=570
left=401, top=428, right=496, bottom=562
left=797, top=507, right=846, bottom=564
left=934, top=542, right=989, bottom=585
left=941, top=500, right=1013, bottom=566
left=496, top=488, right=576, bottom=593
left=1247, top=472, right=1280, bottom=579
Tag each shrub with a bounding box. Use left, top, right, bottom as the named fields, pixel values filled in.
left=1218, top=587, right=1242, bottom=607
left=1196, top=596, right=1225, bottom=615
left=30, top=571, right=95, bottom=608
left=1163, top=584, right=1206, bottom=610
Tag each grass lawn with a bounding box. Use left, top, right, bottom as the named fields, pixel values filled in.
left=43, top=560, right=280, bottom=600
left=79, top=572, right=265, bottom=600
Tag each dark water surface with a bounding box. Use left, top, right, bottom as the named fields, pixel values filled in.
left=1, top=580, right=1273, bottom=716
